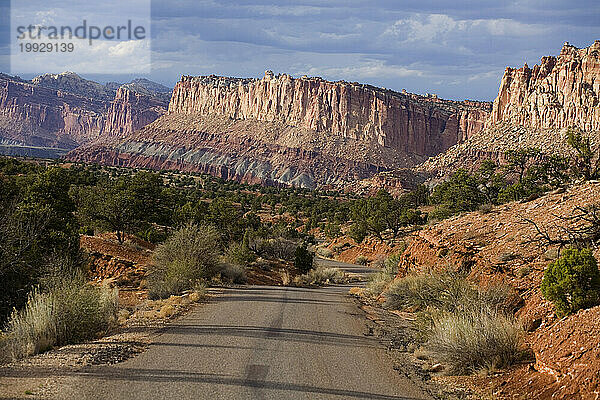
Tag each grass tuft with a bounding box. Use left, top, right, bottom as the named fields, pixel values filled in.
left=1, top=277, right=117, bottom=362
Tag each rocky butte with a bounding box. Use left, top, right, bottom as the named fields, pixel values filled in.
left=68, top=71, right=490, bottom=188
left=0, top=72, right=169, bottom=157
left=492, top=40, right=600, bottom=131
left=415, top=40, right=600, bottom=179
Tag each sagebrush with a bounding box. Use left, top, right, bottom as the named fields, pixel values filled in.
left=1, top=278, right=117, bottom=362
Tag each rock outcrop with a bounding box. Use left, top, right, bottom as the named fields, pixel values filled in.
left=0, top=73, right=170, bottom=155
left=104, top=87, right=167, bottom=138
left=69, top=72, right=490, bottom=188
left=0, top=74, right=107, bottom=149
left=492, top=40, right=600, bottom=131
left=410, top=40, right=600, bottom=181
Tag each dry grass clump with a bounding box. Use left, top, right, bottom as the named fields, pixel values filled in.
left=0, top=278, right=117, bottom=362
left=214, top=263, right=247, bottom=284
left=367, top=253, right=402, bottom=296
left=355, top=255, right=369, bottom=265
left=384, top=271, right=515, bottom=314
left=295, top=267, right=347, bottom=286
left=316, top=247, right=333, bottom=258
left=426, top=307, right=525, bottom=374
left=383, top=271, right=525, bottom=374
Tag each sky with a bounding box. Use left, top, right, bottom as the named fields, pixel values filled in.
left=2, top=0, right=600, bottom=101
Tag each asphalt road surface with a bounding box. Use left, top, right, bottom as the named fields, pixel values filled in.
left=60, top=260, right=431, bottom=400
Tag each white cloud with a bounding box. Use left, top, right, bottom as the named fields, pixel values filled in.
left=304, top=60, right=425, bottom=79
left=384, top=14, right=546, bottom=44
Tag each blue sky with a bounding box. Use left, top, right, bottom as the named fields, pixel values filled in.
left=4, top=0, right=600, bottom=101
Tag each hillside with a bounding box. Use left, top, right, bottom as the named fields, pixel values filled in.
left=391, top=181, right=600, bottom=399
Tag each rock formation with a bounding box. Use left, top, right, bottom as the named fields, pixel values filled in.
left=0, top=73, right=170, bottom=155
left=492, top=40, right=600, bottom=131
left=169, top=72, right=489, bottom=157
left=411, top=40, right=600, bottom=180
left=104, top=87, right=167, bottom=138
left=69, top=72, right=490, bottom=188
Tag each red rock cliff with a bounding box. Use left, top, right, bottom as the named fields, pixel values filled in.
left=104, top=87, right=167, bottom=138
left=492, top=40, right=600, bottom=131
left=0, top=75, right=169, bottom=150
left=0, top=76, right=106, bottom=148
left=169, top=72, right=490, bottom=157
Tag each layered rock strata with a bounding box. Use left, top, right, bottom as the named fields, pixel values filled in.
left=69, top=72, right=490, bottom=188
left=0, top=73, right=169, bottom=155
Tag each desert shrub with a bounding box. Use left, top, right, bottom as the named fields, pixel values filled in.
left=385, top=272, right=516, bottom=315
left=215, top=263, right=247, bottom=284
left=324, top=222, right=341, bottom=239
left=253, top=237, right=298, bottom=261
left=430, top=170, right=485, bottom=217
left=367, top=253, right=402, bottom=295
left=224, top=241, right=256, bottom=266
left=541, top=248, right=600, bottom=317
left=148, top=224, right=220, bottom=299
left=294, top=244, right=314, bottom=274
left=316, top=246, right=333, bottom=258
left=355, top=255, right=369, bottom=265
left=567, top=128, right=599, bottom=181
left=1, top=278, right=117, bottom=362
left=384, top=272, right=471, bottom=311
left=516, top=266, right=531, bottom=278
left=426, top=307, right=524, bottom=374
left=295, top=267, right=346, bottom=286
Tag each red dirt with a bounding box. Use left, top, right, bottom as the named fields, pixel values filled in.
left=392, top=182, right=600, bottom=399
left=327, top=236, right=405, bottom=264
left=80, top=233, right=154, bottom=287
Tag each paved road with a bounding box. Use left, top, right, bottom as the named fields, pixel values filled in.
left=61, top=261, right=430, bottom=400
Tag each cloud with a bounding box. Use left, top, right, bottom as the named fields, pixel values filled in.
left=304, top=60, right=425, bottom=79
left=7, top=0, right=600, bottom=101
left=383, top=14, right=546, bottom=44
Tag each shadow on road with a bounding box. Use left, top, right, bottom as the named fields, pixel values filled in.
left=72, top=367, right=419, bottom=400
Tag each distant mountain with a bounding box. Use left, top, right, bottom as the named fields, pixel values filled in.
left=106, top=78, right=172, bottom=102
left=0, top=72, right=170, bottom=158
left=32, top=71, right=115, bottom=100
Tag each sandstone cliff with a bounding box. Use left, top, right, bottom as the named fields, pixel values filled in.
left=69, top=72, right=490, bottom=188
left=492, top=40, right=600, bottom=131
left=104, top=87, right=167, bottom=138
left=0, top=73, right=169, bottom=155
left=169, top=73, right=489, bottom=157
left=412, top=40, right=600, bottom=180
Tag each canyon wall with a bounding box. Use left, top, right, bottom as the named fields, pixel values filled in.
left=69, top=72, right=490, bottom=188
left=491, top=40, right=600, bottom=131
left=0, top=73, right=169, bottom=154
left=169, top=72, right=490, bottom=157
left=103, top=87, right=167, bottom=138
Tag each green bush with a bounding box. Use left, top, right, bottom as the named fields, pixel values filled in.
left=1, top=278, right=117, bottom=362
left=294, top=245, right=314, bottom=274
left=148, top=224, right=221, bottom=299
left=541, top=248, right=600, bottom=317
left=224, top=241, right=256, bottom=266
left=430, top=170, right=485, bottom=217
